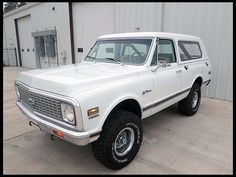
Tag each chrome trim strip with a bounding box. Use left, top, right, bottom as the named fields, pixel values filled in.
left=15, top=81, right=83, bottom=131
left=178, top=58, right=208, bottom=65
left=34, top=111, right=80, bottom=132
left=16, top=101, right=101, bottom=145
left=19, top=100, right=77, bottom=131
left=90, top=130, right=102, bottom=138
left=15, top=81, right=77, bottom=104
left=143, top=88, right=191, bottom=112
left=86, top=38, right=155, bottom=66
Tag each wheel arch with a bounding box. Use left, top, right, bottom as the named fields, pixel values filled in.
left=192, top=75, right=203, bottom=87
left=99, top=96, right=143, bottom=130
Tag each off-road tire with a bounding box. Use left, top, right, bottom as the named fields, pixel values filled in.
left=92, top=109, right=143, bottom=170
left=178, top=83, right=201, bottom=116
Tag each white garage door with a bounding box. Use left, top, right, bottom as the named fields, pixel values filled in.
left=17, top=15, right=36, bottom=68
left=72, top=3, right=115, bottom=63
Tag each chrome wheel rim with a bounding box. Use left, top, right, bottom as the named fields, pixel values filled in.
left=114, top=127, right=135, bottom=156
left=192, top=91, right=198, bottom=108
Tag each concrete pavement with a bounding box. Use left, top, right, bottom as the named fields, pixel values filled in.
left=3, top=67, right=233, bottom=174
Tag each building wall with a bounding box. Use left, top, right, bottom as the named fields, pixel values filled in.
left=31, top=3, right=72, bottom=65
left=114, top=3, right=163, bottom=33
left=3, top=3, right=72, bottom=67
left=162, top=3, right=233, bottom=101
left=72, top=3, right=115, bottom=62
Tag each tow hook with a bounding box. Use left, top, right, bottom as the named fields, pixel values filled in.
left=29, top=121, right=33, bottom=126
left=29, top=121, right=42, bottom=131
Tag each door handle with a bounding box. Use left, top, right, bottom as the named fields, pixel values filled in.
left=184, top=65, right=189, bottom=70
left=176, top=69, right=182, bottom=73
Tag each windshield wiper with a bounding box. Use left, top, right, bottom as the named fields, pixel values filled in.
left=104, top=57, right=124, bottom=65
left=86, top=56, right=96, bottom=63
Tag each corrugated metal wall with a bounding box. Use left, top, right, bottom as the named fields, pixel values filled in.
left=115, top=3, right=163, bottom=32
left=114, top=2, right=232, bottom=101
left=162, top=3, right=233, bottom=101
left=31, top=3, right=72, bottom=65
left=72, top=3, right=115, bottom=62
left=3, top=3, right=72, bottom=66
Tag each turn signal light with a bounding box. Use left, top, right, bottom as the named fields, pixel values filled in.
left=53, top=130, right=64, bottom=138
left=88, top=107, right=99, bottom=116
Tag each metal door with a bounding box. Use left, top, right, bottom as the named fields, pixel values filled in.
left=17, top=15, right=36, bottom=68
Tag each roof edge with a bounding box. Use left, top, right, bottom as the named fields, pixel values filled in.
left=99, top=32, right=200, bottom=40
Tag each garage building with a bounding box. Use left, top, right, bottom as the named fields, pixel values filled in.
left=3, top=2, right=232, bottom=101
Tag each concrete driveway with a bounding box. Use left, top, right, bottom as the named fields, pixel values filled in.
left=3, top=67, right=233, bottom=174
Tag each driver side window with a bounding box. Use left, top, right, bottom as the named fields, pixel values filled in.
left=124, top=45, right=135, bottom=56
left=151, top=39, right=176, bottom=66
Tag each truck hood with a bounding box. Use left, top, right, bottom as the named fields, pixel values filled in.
left=16, top=62, right=145, bottom=97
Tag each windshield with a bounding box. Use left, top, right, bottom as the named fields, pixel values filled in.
left=85, top=39, right=153, bottom=65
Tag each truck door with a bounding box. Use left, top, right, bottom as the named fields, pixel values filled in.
left=150, top=38, right=182, bottom=114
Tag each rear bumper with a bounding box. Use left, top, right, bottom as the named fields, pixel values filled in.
left=16, top=101, right=101, bottom=146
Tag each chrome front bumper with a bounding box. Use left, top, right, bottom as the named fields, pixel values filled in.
left=16, top=101, right=101, bottom=146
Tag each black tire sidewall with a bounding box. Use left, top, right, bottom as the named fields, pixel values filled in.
left=109, top=120, right=142, bottom=164
left=190, top=84, right=201, bottom=113
left=92, top=110, right=143, bottom=170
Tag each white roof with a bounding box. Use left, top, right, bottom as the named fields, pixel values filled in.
left=99, top=32, right=201, bottom=41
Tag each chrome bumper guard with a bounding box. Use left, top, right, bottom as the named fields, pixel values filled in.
left=16, top=101, right=100, bottom=146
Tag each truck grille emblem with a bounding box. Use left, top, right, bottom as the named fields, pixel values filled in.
left=28, top=98, right=35, bottom=105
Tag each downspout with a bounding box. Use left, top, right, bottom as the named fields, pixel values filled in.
left=68, top=2, right=75, bottom=64
left=14, top=19, right=22, bottom=67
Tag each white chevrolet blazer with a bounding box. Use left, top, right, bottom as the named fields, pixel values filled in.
left=15, top=32, right=211, bottom=170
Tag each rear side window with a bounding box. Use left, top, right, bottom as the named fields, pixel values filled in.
left=178, top=41, right=202, bottom=61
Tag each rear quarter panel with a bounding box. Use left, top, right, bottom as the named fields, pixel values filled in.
left=177, top=38, right=210, bottom=90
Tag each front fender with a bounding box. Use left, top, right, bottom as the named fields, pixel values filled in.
left=73, top=78, right=145, bottom=133
left=97, top=94, right=142, bottom=130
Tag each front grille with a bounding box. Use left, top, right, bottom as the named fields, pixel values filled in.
left=17, top=84, right=63, bottom=121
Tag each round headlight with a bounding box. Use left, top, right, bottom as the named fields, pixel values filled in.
left=61, top=103, right=75, bottom=124
left=15, top=85, right=20, bottom=98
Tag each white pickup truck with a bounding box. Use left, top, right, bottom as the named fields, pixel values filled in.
left=15, top=32, right=211, bottom=170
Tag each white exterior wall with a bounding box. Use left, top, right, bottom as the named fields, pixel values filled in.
left=162, top=3, right=233, bottom=101
left=31, top=3, right=72, bottom=65
left=3, top=3, right=72, bottom=67
left=115, top=3, right=163, bottom=33
left=72, top=3, right=115, bottom=62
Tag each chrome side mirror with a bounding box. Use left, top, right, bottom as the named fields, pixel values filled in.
left=151, top=60, right=167, bottom=72
left=159, top=60, right=167, bottom=67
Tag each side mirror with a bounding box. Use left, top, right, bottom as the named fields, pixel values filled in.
left=151, top=60, right=167, bottom=72
left=159, top=59, right=167, bottom=67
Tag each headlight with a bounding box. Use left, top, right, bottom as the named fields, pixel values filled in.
left=61, top=103, right=75, bottom=125
left=15, top=85, right=20, bottom=99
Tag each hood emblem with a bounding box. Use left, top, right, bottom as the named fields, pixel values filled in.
left=28, top=98, right=35, bottom=105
